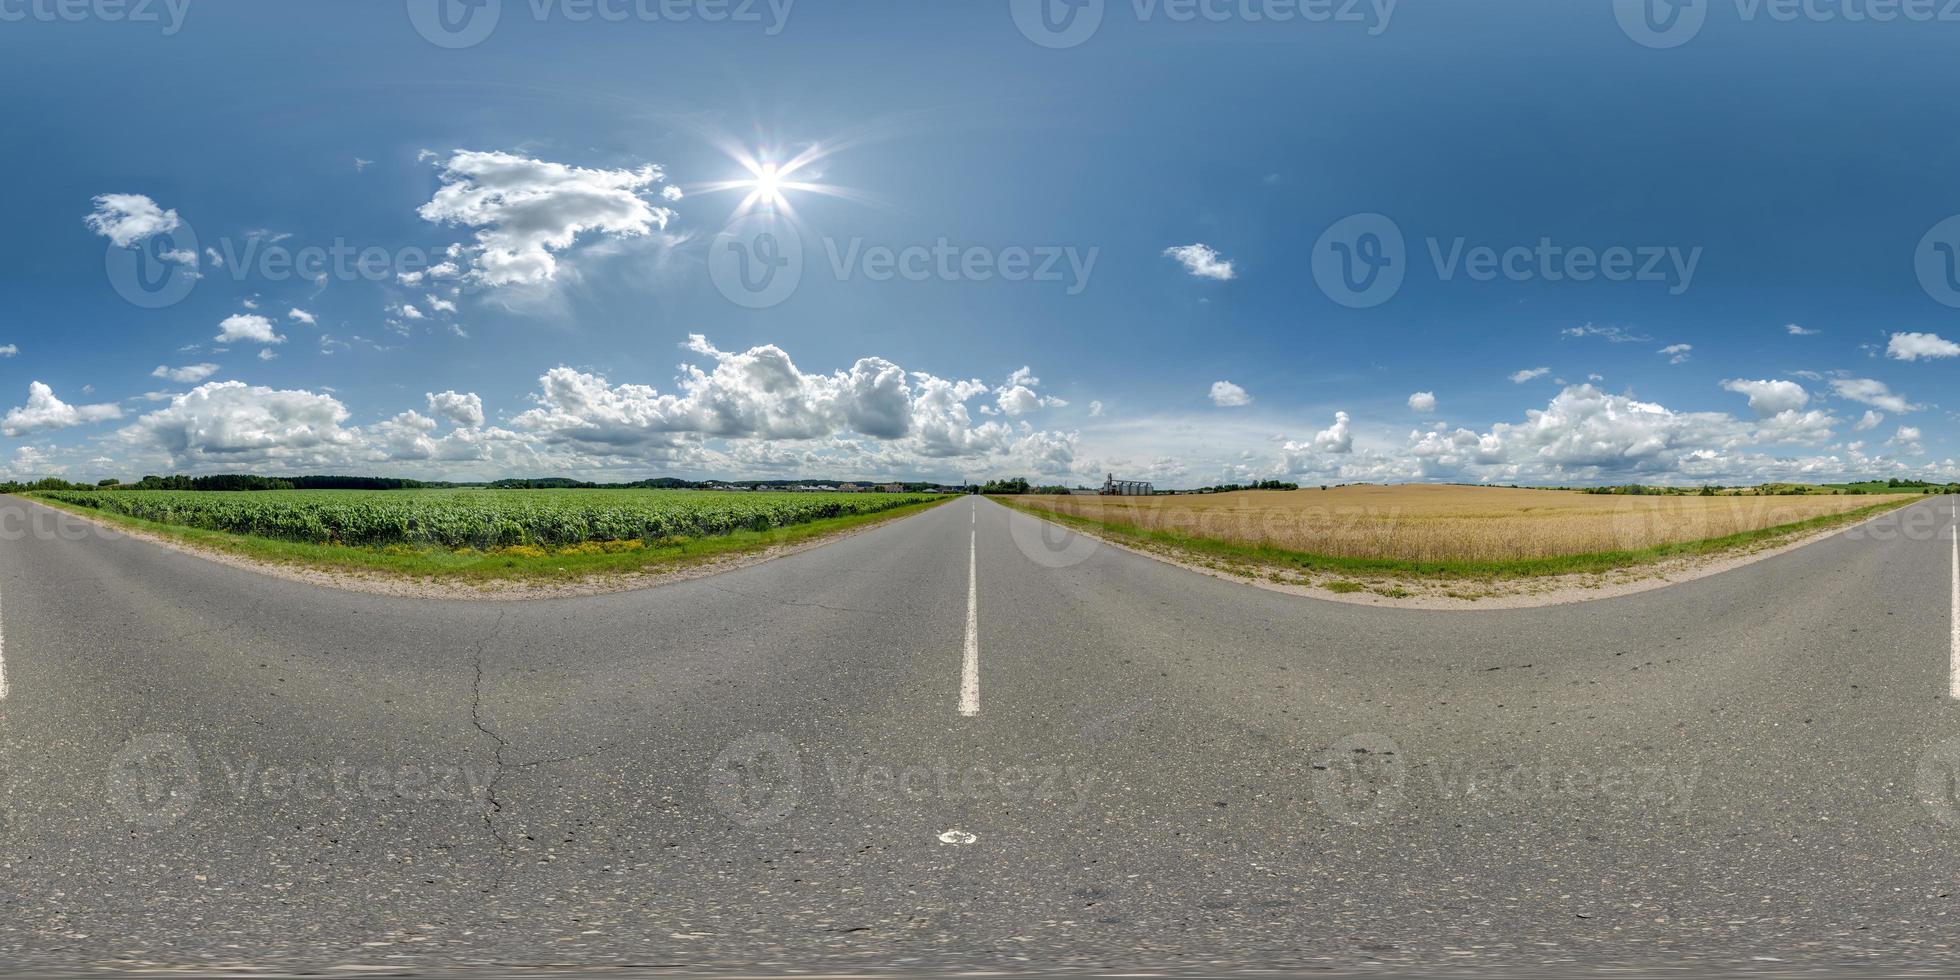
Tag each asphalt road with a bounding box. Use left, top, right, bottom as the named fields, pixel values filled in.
left=0, top=493, right=1958, bottom=975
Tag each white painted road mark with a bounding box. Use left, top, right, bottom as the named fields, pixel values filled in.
left=938, top=828, right=978, bottom=845
left=961, top=524, right=980, bottom=717
left=0, top=585, right=8, bottom=701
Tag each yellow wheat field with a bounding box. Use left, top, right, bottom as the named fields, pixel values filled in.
left=1010, top=485, right=1896, bottom=563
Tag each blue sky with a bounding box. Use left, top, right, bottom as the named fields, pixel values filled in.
left=1, top=0, right=1957, bottom=487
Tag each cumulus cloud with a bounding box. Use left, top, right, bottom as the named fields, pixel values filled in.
left=123, top=381, right=357, bottom=467
left=1310, top=411, right=1354, bottom=453
left=426, top=390, right=485, bottom=429
left=1163, top=244, right=1236, bottom=281
left=992, top=366, right=1066, bottom=416
left=416, top=150, right=677, bottom=287
left=84, top=193, right=181, bottom=247
left=1088, top=400, right=1105, bottom=417
left=1510, top=367, right=1551, bottom=384
left=1786, top=323, right=1820, bottom=336
left=288, top=308, right=317, bottom=326
left=1209, top=381, right=1252, bottom=407
left=1887, top=331, right=1960, bottom=361
left=1854, top=409, right=1884, bottom=431
left=1830, top=377, right=1919, bottom=413
left=0, top=345, right=16, bottom=358
left=1659, top=343, right=1693, bottom=364
left=1407, top=391, right=1437, bottom=413
left=1721, top=378, right=1808, bottom=416
left=152, top=363, right=220, bottom=384
left=216, top=314, right=285, bottom=345
left=2, top=382, right=123, bottom=436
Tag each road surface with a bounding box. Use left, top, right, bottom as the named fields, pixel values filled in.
left=0, top=494, right=1957, bottom=975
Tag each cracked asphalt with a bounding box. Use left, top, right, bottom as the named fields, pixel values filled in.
left=1, top=494, right=1959, bottom=975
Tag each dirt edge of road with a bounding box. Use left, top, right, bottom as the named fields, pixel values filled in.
left=1000, top=496, right=1930, bottom=610
left=18, top=495, right=951, bottom=602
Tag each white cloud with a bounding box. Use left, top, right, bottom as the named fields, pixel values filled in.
left=1310, top=411, right=1354, bottom=453
left=426, top=390, right=485, bottom=429
left=1510, top=367, right=1551, bottom=384
left=0, top=345, right=16, bottom=358
left=992, top=366, right=1065, bottom=416
left=425, top=294, right=458, bottom=314
left=1659, top=343, right=1693, bottom=364
left=354, top=158, right=373, bottom=173
left=1562, top=323, right=1651, bottom=344
left=123, top=381, right=358, bottom=468
left=288, top=308, right=317, bottom=326
left=215, top=314, right=286, bottom=345
left=258, top=349, right=278, bottom=362
left=83, top=193, right=181, bottom=247
left=1407, top=391, right=1437, bottom=413
left=1854, top=409, right=1884, bottom=431
left=2, top=382, right=123, bottom=436
left=1088, top=400, right=1105, bottom=418
left=1886, top=331, right=1960, bottom=361
left=1163, top=243, right=1236, bottom=281
left=152, top=363, right=220, bottom=384
left=416, top=150, right=678, bottom=287
left=1721, top=378, right=1808, bottom=416
left=1786, top=323, right=1820, bottom=336
left=1209, top=381, right=1252, bottom=407
left=1830, top=377, right=1919, bottom=413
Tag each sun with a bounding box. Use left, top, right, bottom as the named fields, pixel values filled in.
left=694, top=141, right=865, bottom=221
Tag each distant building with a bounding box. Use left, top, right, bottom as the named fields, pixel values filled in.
left=876, top=483, right=906, bottom=494
left=1101, top=474, right=1154, bottom=496
left=837, top=483, right=862, bottom=493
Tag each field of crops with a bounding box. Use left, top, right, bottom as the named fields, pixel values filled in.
left=1008, top=484, right=1904, bottom=562
left=33, top=488, right=935, bottom=550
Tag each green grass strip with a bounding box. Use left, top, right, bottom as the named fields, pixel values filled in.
left=21, top=493, right=952, bottom=583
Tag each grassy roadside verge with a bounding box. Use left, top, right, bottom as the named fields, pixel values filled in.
left=990, top=494, right=1919, bottom=582
left=21, top=492, right=953, bottom=583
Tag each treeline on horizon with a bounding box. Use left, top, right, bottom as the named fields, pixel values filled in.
left=0, top=474, right=971, bottom=494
